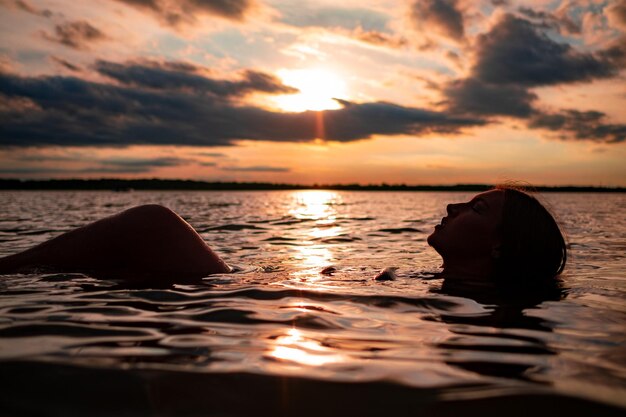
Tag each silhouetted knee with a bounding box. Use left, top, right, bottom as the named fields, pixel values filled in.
left=113, top=204, right=225, bottom=278
left=117, top=204, right=185, bottom=231
left=122, top=204, right=179, bottom=222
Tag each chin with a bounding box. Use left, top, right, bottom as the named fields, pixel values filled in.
left=426, top=229, right=437, bottom=248
left=427, top=229, right=446, bottom=258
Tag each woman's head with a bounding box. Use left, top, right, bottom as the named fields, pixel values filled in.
left=428, top=186, right=567, bottom=287
left=427, top=189, right=505, bottom=275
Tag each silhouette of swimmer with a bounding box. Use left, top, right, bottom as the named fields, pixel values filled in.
left=0, top=186, right=567, bottom=289
left=429, top=186, right=566, bottom=294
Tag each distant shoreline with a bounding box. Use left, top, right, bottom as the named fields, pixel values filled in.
left=0, top=179, right=623, bottom=192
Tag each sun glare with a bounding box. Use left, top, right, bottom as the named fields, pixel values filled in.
left=268, top=328, right=347, bottom=366
left=274, top=68, right=347, bottom=112
left=289, top=190, right=338, bottom=220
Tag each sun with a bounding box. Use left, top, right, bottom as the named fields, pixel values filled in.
left=273, top=68, right=347, bottom=112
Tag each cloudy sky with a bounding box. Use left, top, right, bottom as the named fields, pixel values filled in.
left=1, top=0, right=625, bottom=185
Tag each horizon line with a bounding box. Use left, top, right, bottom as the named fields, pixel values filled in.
left=0, top=178, right=624, bottom=192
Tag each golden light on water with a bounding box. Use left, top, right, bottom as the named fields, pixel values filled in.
left=287, top=190, right=341, bottom=277
left=268, top=328, right=346, bottom=366
left=273, top=68, right=347, bottom=112
left=289, top=190, right=338, bottom=221
left=292, top=245, right=333, bottom=269
left=308, top=226, right=342, bottom=239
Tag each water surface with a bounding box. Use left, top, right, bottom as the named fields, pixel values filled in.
left=0, top=191, right=624, bottom=416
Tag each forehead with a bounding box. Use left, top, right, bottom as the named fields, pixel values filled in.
left=472, top=189, right=505, bottom=209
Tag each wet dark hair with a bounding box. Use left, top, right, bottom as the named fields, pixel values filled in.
left=494, top=185, right=567, bottom=290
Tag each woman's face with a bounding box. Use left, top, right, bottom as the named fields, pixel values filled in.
left=427, top=190, right=505, bottom=266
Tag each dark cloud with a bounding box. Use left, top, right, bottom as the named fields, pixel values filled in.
left=443, top=78, right=538, bottom=117
left=410, top=0, right=465, bottom=41
left=13, top=153, right=83, bottom=162
left=473, top=14, right=619, bottom=86
left=99, top=156, right=188, bottom=168
left=42, top=21, right=108, bottom=50
left=1, top=168, right=160, bottom=175
left=597, top=36, right=626, bottom=68
left=50, top=56, right=81, bottom=72
left=94, top=60, right=297, bottom=96
left=81, top=166, right=156, bottom=173
left=0, top=166, right=161, bottom=174
left=222, top=165, right=290, bottom=172
left=111, top=0, right=252, bottom=27
left=518, top=6, right=581, bottom=35
left=437, top=13, right=626, bottom=144
left=0, top=69, right=484, bottom=148
left=0, top=155, right=190, bottom=175
left=529, top=110, right=626, bottom=143
left=196, top=152, right=226, bottom=157
left=155, top=60, right=202, bottom=73
left=196, top=152, right=225, bottom=157
left=13, top=154, right=189, bottom=167
left=0, top=167, right=80, bottom=174
left=185, top=0, right=251, bottom=20
left=110, top=0, right=160, bottom=13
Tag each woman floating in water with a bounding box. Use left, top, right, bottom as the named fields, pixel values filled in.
left=0, top=186, right=566, bottom=290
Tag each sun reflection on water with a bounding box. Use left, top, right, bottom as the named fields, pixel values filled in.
left=292, top=245, right=334, bottom=269
left=268, top=328, right=347, bottom=366
left=286, top=191, right=342, bottom=275
left=289, top=190, right=339, bottom=221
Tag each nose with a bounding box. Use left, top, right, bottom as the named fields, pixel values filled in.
left=446, top=202, right=462, bottom=215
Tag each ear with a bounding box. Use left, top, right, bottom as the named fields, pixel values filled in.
left=491, top=245, right=502, bottom=260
